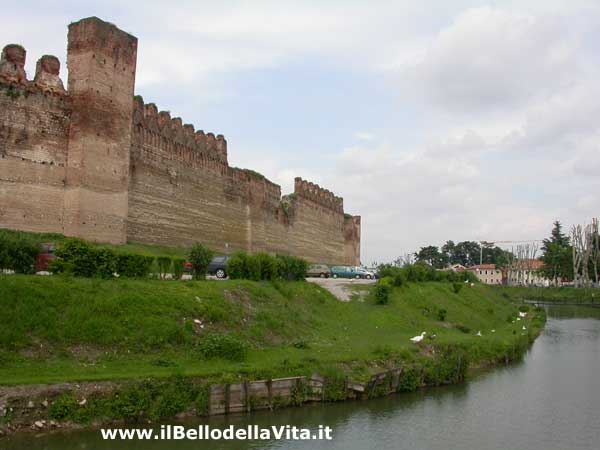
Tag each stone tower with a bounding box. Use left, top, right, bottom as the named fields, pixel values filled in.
left=62, top=17, right=138, bottom=244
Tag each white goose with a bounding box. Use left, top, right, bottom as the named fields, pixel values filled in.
left=519, top=311, right=527, bottom=318
left=410, top=332, right=426, bottom=343
left=476, top=330, right=482, bottom=337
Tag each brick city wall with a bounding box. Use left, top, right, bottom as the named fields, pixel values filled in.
left=0, top=17, right=360, bottom=265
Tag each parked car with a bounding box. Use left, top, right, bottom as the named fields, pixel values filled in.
left=307, top=264, right=331, bottom=278
left=35, top=242, right=56, bottom=271
left=354, top=267, right=375, bottom=279
left=331, top=266, right=369, bottom=279
left=207, top=255, right=231, bottom=278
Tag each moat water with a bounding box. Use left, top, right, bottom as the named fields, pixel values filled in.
left=4, top=305, right=600, bottom=450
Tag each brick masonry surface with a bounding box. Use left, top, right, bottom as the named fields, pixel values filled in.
left=0, top=17, right=360, bottom=265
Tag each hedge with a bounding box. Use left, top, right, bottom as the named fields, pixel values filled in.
left=227, top=251, right=308, bottom=281
left=50, top=239, right=155, bottom=279
left=0, top=230, right=40, bottom=274
left=378, top=263, right=478, bottom=284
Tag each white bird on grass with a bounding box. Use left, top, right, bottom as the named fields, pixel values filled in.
left=476, top=330, right=482, bottom=337
left=522, top=326, right=527, bottom=330
left=519, top=311, right=527, bottom=318
left=410, top=332, right=426, bottom=343
left=491, top=329, right=496, bottom=333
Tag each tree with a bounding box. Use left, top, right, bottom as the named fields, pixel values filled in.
left=453, top=241, right=481, bottom=267
left=188, top=243, right=214, bottom=279
left=414, top=246, right=448, bottom=269
left=441, top=240, right=457, bottom=263
left=546, top=221, right=570, bottom=248
left=540, top=221, right=572, bottom=284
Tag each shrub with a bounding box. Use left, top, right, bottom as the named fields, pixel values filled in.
left=95, top=248, right=118, bottom=278
left=452, top=282, right=463, bottom=294
left=227, top=251, right=308, bottom=281
left=227, top=251, right=248, bottom=279
left=321, top=367, right=347, bottom=402
left=195, top=386, right=210, bottom=416
left=378, top=263, right=481, bottom=285
left=49, top=393, right=79, bottom=420
left=245, top=254, right=262, bottom=281
left=115, top=253, right=154, bottom=278
left=373, top=277, right=393, bottom=305
left=423, top=345, right=469, bottom=386
left=254, top=253, right=279, bottom=280
left=392, top=271, right=406, bottom=287
left=188, top=243, right=214, bottom=279
left=398, top=365, right=422, bottom=392
left=0, top=230, right=39, bottom=274
left=459, top=270, right=478, bottom=283
left=437, top=308, right=447, bottom=321
left=52, top=239, right=105, bottom=277
left=51, top=239, right=154, bottom=278
left=157, top=256, right=172, bottom=279
left=148, top=378, right=193, bottom=420
left=172, top=257, right=186, bottom=280
left=409, top=264, right=429, bottom=282
left=198, top=333, right=247, bottom=361
left=276, top=255, right=308, bottom=281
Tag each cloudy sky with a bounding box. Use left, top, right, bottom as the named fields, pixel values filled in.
left=4, top=0, right=600, bottom=264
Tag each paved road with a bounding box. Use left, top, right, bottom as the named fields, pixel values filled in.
left=308, top=277, right=376, bottom=301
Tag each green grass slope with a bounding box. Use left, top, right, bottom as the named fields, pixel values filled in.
left=0, top=276, right=542, bottom=385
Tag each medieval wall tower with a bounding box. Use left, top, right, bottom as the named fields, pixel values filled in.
left=0, top=17, right=361, bottom=265
left=63, top=18, right=138, bottom=244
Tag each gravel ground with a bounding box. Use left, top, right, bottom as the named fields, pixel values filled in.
left=308, top=277, right=376, bottom=301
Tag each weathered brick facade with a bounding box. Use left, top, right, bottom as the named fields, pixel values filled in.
left=0, top=17, right=360, bottom=265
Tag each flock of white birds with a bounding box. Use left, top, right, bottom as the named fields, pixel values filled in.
left=409, top=312, right=528, bottom=344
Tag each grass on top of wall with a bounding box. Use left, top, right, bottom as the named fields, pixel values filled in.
left=0, top=228, right=190, bottom=258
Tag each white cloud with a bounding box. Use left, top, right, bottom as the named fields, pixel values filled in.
left=355, top=132, right=374, bottom=141
left=398, top=6, right=582, bottom=113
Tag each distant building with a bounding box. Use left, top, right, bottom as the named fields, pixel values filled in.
left=507, top=259, right=549, bottom=287
left=446, top=264, right=467, bottom=272
left=468, top=264, right=503, bottom=285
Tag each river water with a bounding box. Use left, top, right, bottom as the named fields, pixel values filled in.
left=4, top=305, right=600, bottom=450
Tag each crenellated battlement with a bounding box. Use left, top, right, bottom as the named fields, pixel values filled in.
left=0, top=16, right=360, bottom=265
left=0, top=44, right=66, bottom=95
left=132, top=95, right=228, bottom=164
left=294, top=177, right=344, bottom=213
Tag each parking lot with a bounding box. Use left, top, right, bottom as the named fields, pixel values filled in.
left=308, top=277, right=376, bottom=301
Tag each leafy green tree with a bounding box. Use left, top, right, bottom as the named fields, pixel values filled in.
left=414, top=246, right=448, bottom=269
left=441, top=240, right=457, bottom=263
left=452, top=241, right=481, bottom=267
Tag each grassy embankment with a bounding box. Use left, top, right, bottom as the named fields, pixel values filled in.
left=493, top=285, right=600, bottom=304
left=0, top=276, right=543, bottom=386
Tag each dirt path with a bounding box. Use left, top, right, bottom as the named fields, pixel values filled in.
left=308, top=277, right=375, bottom=301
